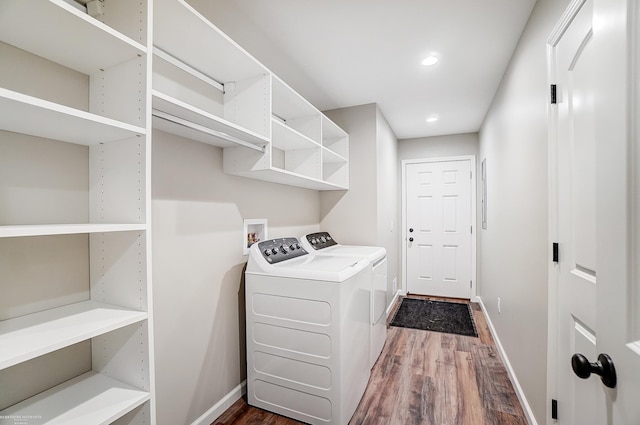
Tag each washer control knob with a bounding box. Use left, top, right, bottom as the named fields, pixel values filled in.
left=271, top=248, right=278, bottom=255
left=264, top=249, right=271, bottom=257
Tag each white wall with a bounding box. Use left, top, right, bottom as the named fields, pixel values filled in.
left=320, top=103, right=400, bottom=310
left=151, top=130, right=320, bottom=425
left=320, top=104, right=378, bottom=245
left=376, top=108, right=400, bottom=297
left=478, top=0, right=571, bottom=423
left=399, top=133, right=478, bottom=161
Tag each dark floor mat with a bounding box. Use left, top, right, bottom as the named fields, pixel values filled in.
left=390, top=298, right=478, bottom=337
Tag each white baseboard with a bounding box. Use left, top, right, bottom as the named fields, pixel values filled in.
left=191, top=380, right=247, bottom=425
left=476, top=297, right=538, bottom=425
left=386, top=289, right=405, bottom=317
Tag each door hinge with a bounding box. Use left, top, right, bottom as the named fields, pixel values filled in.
left=550, top=84, right=557, bottom=104
left=470, top=280, right=472, bottom=288
left=551, top=399, right=558, bottom=420
left=470, top=225, right=473, bottom=234
left=552, top=242, right=559, bottom=263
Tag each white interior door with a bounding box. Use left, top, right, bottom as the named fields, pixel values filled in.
left=550, top=0, right=640, bottom=423
left=405, top=158, right=473, bottom=299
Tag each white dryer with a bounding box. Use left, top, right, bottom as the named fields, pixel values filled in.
left=245, top=237, right=371, bottom=425
left=301, top=232, right=387, bottom=369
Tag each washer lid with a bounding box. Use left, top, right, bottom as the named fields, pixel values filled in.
left=248, top=241, right=370, bottom=282
left=301, top=232, right=386, bottom=262
left=317, top=245, right=387, bottom=263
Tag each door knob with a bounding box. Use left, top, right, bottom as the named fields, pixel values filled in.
left=409, top=228, right=414, bottom=233
left=571, top=353, right=617, bottom=388
left=409, top=237, right=414, bottom=242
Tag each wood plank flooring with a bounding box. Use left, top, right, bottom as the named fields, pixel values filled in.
left=212, top=295, right=528, bottom=425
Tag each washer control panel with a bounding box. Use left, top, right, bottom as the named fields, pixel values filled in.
left=305, top=232, right=338, bottom=250
left=258, top=237, right=307, bottom=264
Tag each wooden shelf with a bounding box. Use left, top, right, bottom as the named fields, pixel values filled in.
left=154, top=0, right=267, bottom=83
left=0, top=371, right=149, bottom=424
left=0, top=88, right=145, bottom=146
left=0, top=301, right=147, bottom=370
left=0, top=224, right=147, bottom=239
left=0, top=0, right=146, bottom=75
left=272, top=76, right=319, bottom=121
left=229, top=167, right=348, bottom=191
left=152, top=91, right=268, bottom=150
left=272, top=76, right=321, bottom=143
left=322, top=116, right=349, bottom=159
left=271, top=119, right=320, bottom=151
left=322, top=147, right=348, bottom=164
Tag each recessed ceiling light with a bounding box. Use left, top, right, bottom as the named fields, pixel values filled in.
left=426, top=116, right=439, bottom=123
left=421, top=56, right=439, bottom=66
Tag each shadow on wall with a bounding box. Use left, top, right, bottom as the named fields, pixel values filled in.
left=188, top=262, right=248, bottom=415
left=319, top=190, right=347, bottom=221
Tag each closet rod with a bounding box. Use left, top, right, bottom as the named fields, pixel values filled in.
left=153, top=110, right=265, bottom=153
left=153, top=47, right=225, bottom=93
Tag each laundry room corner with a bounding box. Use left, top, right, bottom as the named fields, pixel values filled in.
left=320, top=104, right=401, bottom=316
left=150, top=130, right=321, bottom=425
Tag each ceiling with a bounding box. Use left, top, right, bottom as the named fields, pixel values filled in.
left=188, top=0, right=537, bottom=140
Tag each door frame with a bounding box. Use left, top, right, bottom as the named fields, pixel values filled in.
left=546, top=0, right=586, bottom=421
left=400, top=155, right=477, bottom=300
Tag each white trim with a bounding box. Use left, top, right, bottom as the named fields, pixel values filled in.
left=546, top=39, right=560, bottom=425
left=547, top=0, right=588, bottom=46
left=401, top=155, right=477, bottom=299
left=546, top=1, right=588, bottom=422
left=386, top=289, right=405, bottom=318
left=190, top=380, right=247, bottom=425
left=477, top=297, right=538, bottom=425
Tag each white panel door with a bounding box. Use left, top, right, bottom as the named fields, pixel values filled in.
left=554, top=1, right=599, bottom=421
left=550, top=0, right=640, bottom=423
left=405, top=159, right=472, bottom=298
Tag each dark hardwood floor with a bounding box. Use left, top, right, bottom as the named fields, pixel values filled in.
left=213, top=295, right=528, bottom=425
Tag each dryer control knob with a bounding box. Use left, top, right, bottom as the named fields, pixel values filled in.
left=296, top=243, right=301, bottom=250
left=280, top=245, right=288, bottom=254
left=289, top=244, right=296, bottom=250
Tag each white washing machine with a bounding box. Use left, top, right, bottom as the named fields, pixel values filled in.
left=245, top=237, right=371, bottom=425
left=301, top=232, right=387, bottom=369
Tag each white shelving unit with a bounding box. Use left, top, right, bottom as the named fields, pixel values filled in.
left=152, top=0, right=271, bottom=151
left=1, top=0, right=346, bottom=421
left=0, top=0, right=155, bottom=423
left=2, top=372, right=150, bottom=425
left=321, top=116, right=350, bottom=188
left=223, top=66, right=349, bottom=190
left=153, top=0, right=349, bottom=190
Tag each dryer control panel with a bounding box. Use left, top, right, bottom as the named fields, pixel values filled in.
left=305, top=232, right=338, bottom=250
left=257, top=238, right=308, bottom=264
